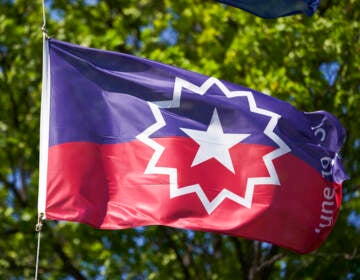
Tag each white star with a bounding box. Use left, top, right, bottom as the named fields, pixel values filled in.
left=180, top=108, right=250, bottom=173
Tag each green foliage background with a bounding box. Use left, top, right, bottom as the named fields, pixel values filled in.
left=0, top=0, right=359, bottom=279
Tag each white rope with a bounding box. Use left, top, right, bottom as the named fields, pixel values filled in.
left=41, top=0, right=48, bottom=38
left=34, top=213, right=44, bottom=280
left=34, top=231, right=41, bottom=279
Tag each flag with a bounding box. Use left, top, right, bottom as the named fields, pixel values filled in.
left=38, top=39, right=347, bottom=254
left=214, top=0, right=320, bottom=18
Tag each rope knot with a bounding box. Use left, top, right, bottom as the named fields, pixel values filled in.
left=35, top=213, right=44, bottom=232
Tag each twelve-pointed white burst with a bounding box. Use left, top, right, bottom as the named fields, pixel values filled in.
left=136, top=77, right=291, bottom=214
left=180, top=108, right=250, bottom=173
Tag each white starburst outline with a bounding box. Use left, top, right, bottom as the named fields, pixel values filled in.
left=136, top=77, right=291, bottom=214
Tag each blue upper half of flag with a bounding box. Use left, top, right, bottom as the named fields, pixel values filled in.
left=214, top=0, right=319, bottom=18
left=48, top=39, right=347, bottom=183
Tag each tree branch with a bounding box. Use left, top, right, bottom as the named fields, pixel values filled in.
left=0, top=172, right=27, bottom=207
left=1, top=58, right=20, bottom=129
left=52, top=241, right=87, bottom=280
left=231, top=237, right=253, bottom=280
left=163, top=229, right=193, bottom=279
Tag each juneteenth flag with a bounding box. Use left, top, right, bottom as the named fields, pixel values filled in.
left=38, top=39, right=347, bottom=254
left=214, top=0, right=320, bottom=18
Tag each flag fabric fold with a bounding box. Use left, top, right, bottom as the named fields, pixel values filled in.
left=214, top=0, right=320, bottom=18
left=40, top=39, right=347, bottom=254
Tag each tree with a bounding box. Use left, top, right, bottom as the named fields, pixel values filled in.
left=0, top=0, right=359, bottom=279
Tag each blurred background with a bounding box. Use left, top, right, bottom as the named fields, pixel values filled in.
left=0, top=0, right=359, bottom=279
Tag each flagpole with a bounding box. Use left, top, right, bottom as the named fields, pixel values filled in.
left=38, top=24, right=50, bottom=222
left=35, top=0, right=50, bottom=278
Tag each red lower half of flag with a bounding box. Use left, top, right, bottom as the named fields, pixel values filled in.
left=45, top=139, right=341, bottom=253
